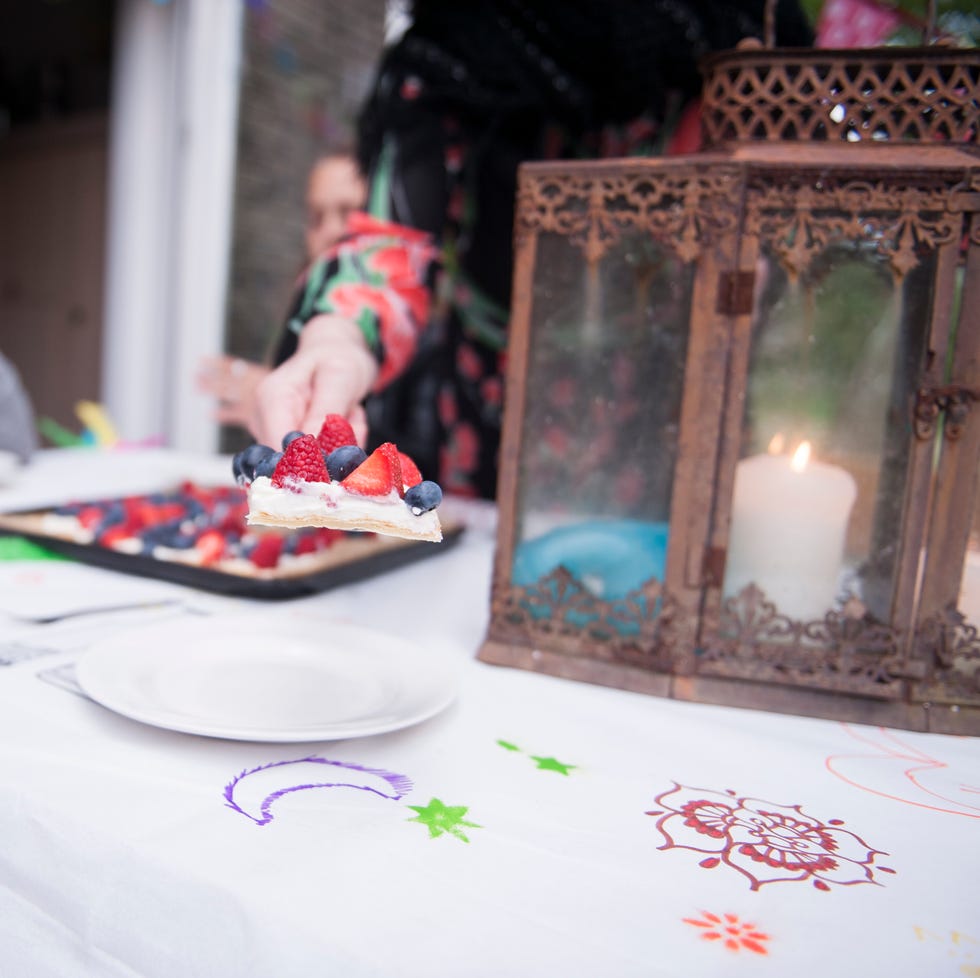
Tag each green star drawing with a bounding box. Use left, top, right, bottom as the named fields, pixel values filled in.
left=407, top=798, right=482, bottom=842
left=530, top=755, right=577, bottom=775
left=496, top=739, right=521, bottom=751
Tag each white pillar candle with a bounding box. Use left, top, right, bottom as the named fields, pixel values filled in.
left=959, top=551, right=980, bottom=627
left=722, top=443, right=858, bottom=622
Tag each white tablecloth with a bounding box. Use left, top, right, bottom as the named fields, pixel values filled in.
left=0, top=450, right=978, bottom=977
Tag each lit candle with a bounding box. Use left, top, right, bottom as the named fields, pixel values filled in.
left=722, top=441, right=857, bottom=622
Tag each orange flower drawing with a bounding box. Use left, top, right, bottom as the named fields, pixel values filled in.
left=683, top=911, right=771, bottom=954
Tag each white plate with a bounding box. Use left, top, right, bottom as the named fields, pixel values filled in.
left=75, top=614, right=459, bottom=741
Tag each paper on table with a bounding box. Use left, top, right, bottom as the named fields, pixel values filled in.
left=0, top=560, right=186, bottom=621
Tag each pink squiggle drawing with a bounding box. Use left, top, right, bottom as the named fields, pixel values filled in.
left=825, top=724, right=980, bottom=819
left=225, top=756, right=413, bottom=825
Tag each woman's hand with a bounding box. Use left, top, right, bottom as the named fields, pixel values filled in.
left=196, top=356, right=271, bottom=428
left=248, top=314, right=378, bottom=448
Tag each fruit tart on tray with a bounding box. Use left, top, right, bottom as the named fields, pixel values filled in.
left=0, top=414, right=454, bottom=596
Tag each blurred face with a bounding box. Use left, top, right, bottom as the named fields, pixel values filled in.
left=304, top=156, right=367, bottom=259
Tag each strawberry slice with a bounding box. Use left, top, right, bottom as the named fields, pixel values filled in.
left=195, top=529, right=226, bottom=565
left=397, top=451, right=423, bottom=490
left=376, top=443, right=404, bottom=494
left=96, top=526, right=131, bottom=549
left=271, top=434, right=330, bottom=488
left=316, top=413, right=357, bottom=454
left=341, top=444, right=396, bottom=496
left=77, top=505, right=105, bottom=530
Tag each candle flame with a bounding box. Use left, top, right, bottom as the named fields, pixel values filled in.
left=767, top=433, right=785, bottom=456
left=791, top=441, right=811, bottom=473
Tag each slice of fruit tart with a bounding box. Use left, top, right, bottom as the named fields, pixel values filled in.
left=234, top=414, right=443, bottom=543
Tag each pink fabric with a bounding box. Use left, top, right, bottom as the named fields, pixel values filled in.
left=816, top=0, right=899, bottom=47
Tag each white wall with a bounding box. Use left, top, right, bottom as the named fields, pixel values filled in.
left=101, top=0, right=243, bottom=453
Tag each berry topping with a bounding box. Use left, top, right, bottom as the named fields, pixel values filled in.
left=248, top=533, right=284, bottom=568
left=57, top=482, right=344, bottom=571
left=77, top=505, right=105, bottom=530
left=96, top=526, right=131, bottom=549
left=254, top=451, right=282, bottom=479
left=325, top=444, right=368, bottom=482
left=293, top=533, right=318, bottom=556
left=194, top=528, right=227, bottom=565
left=404, top=480, right=443, bottom=514
left=271, top=434, right=330, bottom=488
left=398, top=452, right=423, bottom=490
left=340, top=444, right=397, bottom=496
left=316, top=413, right=357, bottom=454
left=233, top=444, right=275, bottom=485
left=282, top=430, right=305, bottom=450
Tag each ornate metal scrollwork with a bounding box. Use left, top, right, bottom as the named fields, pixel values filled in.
left=489, top=567, right=980, bottom=713
left=697, top=584, right=907, bottom=698
left=489, top=567, right=678, bottom=674
left=514, top=167, right=741, bottom=262
left=911, top=605, right=980, bottom=704
left=744, top=175, right=962, bottom=279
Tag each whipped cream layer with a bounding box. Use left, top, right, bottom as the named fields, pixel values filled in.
left=246, top=476, right=442, bottom=541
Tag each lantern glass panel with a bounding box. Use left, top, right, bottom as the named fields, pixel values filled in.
left=512, top=230, right=694, bottom=600
left=961, top=464, right=980, bottom=628
left=723, top=241, right=937, bottom=623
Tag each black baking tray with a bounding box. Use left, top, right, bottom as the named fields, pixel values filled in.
left=0, top=511, right=464, bottom=600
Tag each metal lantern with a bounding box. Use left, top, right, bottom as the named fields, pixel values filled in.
left=479, top=45, right=980, bottom=734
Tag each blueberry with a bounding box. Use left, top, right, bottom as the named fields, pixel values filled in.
left=232, top=452, right=248, bottom=485
left=155, top=523, right=196, bottom=549
left=325, top=444, right=367, bottom=482
left=183, top=500, right=205, bottom=519
left=238, top=537, right=258, bottom=557
left=102, top=501, right=125, bottom=526
left=166, top=531, right=197, bottom=550
left=404, top=480, right=442, bottom=514
left=282, top=430, right=305, bottom=450
left=141, top=520, right=182, bottom=545
left=254, top=450, right=282, bottom=479
left=137, top=524, right=170, bottom=553
left=233, top=444, right=275, bottom=484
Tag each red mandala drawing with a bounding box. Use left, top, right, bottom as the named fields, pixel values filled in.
left=647, top=782, right=895, bottom=891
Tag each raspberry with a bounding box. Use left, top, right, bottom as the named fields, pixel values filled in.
left=293, top=533, right=318, bottom=556
left=316, top=414, right=357, bottom=455
left=249, top=534, right=283, bottom=568
left=271, top=434, right=330, bottom=488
